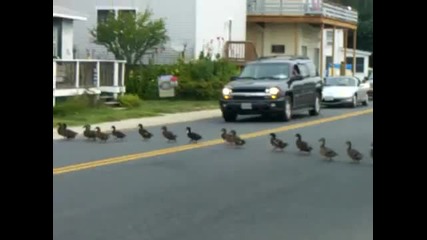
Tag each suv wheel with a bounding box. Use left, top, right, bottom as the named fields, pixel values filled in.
left=350, top=95, right=357, bottom=108
left=223, top=112, right=237, bottom=122
left=278, top=96, right=292, bottom=122
left=309, top=93, right=321, bottom=116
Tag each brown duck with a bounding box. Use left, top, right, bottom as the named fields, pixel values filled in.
left=83, top=124, right=97, bottom=141
left=186, top=127, right=202, bottom=143
left=138, top=124, right=153, bottom=140
left=318, top=138, right=338, bottom=161
left=221, top=128, right=234, bottom=144
left=111, top=125, right=126, bottom=140
left=57, top=122, right=65, bottom=136
left=60, top=123, right=78, bottom=140
left=161, top=126, right=177, bottom=142
left=346, top=141, right=363, bottom=162
left=230, top=130, right=246, bottom=147
left=269, top=133, right=288, bottom=151
left=95, top=127, right=109, bottom=142
left=295, top=133, right=312, bottom=153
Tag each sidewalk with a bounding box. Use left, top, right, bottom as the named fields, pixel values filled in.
left=53, top=109, right=222, bottom=140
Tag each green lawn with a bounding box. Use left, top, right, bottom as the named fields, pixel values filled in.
left=53, top=100, right=218, bottom=127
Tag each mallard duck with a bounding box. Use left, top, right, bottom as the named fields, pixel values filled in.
left=269, top=133, right=288, bottom=151
left=295, top=133, right=312, bottom=153
left=186, top=127, right=202, bottom=143
left=61, top=123, right=78, bottom=140
left=138, top=124, right=153, bottom=141
left=230, top=130, right=246, bottom=147
left=95, top=127, right=109, bottom=142
left=161, top=126, right=177, bottom=143
left=318, top=138, right=338, bottom=161
left=346, top=141, right=363, bottom=162
left=83, top=124, right=97, bottom=141
left=57, top=122, right=65, bottom=136
left=221, top=128, right=234, bottom=144
left=111, top=125, right=126, bottom=140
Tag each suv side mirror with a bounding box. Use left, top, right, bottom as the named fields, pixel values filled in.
left=230, top=76, right=238, bottom=81
left=290, top=75, right=303, bottom=81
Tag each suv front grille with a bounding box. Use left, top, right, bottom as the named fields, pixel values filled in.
left=232, top=87, right=266, bottom=93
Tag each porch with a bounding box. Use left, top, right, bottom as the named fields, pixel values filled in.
left=53, top=59, right=126, bottom=106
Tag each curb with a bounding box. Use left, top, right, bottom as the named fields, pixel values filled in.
left=53, top=109, right=222, bottom=140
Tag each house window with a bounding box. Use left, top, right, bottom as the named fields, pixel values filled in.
left=346, top=57, right=365, bottom=72
left=326, top=30, right=333, bottom=46
left=271, top=44, right=285, bottom=54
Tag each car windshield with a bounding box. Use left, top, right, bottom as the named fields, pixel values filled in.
left=239, top=63, right=290, bottom=80
left=325, top=77, right=357, bottom=87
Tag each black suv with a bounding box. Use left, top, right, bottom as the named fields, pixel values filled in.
left=219, top=55, right=323, bottom=122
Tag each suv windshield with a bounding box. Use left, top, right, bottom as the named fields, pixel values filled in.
left=239, top=63, right=290, bottom=80
left=325, top=77, right=356, bottom=87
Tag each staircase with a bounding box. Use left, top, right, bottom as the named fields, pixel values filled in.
left=99, top=93, right=120, bottom=107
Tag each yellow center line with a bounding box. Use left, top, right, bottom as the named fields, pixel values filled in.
left=53, top=108, right=373, bottom=175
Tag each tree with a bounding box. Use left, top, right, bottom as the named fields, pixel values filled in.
left=90, top=9, right=169, bottom=65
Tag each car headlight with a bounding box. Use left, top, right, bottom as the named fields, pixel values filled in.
left=222, top=87, right=232, bottom=98
left=266, top=87, right=280, bottom=99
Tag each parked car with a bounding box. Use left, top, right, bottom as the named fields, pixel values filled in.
left=321, top=76, right=370, bottom=108
left=367, top=72, right=373, bottom=100
left=219, top=55, right=323, bottom=122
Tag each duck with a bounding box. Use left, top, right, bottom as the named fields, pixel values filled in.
left=161, top=126, right=177, bottom=142
left=138, top=124, right=153, bottom=141
left=57, top=122, right=65, bottom=136
left=295, top=133, right=312, bottom=153
left=269, top=133, right=288, bottom=151
left=318, top=138, right=338, bottom=161
left=186, top=127, right=202, bottom=143
left=230, top=130, right=246, bottom=147
left=83, top=124, right=97, bottom=141
left=221, top=128, right=234, bottom=144
left=61, top=123, right=78, bottom=140
left=111, top=125, right=126, bottom=140
left=95, top=127, right=109, bottom=142
left=346, top=141, right=363, bottom=162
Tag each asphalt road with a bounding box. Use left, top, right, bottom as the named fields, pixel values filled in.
left=53, top=104, right=373, bottom=240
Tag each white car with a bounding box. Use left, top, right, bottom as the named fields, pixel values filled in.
left=322, top=76, right=370, bottom=108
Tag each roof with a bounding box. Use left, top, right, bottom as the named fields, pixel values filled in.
left=249, top=55, right=313, bottom=64
left=340, top=48, right=372, bottom=57
left=53, top=5, right=87, bottom=21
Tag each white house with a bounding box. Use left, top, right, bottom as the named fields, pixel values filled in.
left=322, top=29, right=372, bottom=78
left=52, top=0, right=248, bottom=63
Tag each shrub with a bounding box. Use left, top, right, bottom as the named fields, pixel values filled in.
left=118, top=94, right=142, bottom=108
left=53, top=94, right=95, bottom=116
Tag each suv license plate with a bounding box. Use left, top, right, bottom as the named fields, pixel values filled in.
left=241, top=103, right=252, bottom=110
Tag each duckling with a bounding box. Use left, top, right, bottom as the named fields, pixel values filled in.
left=61, top=123, right=78, bottom=140
left=346, top=141, right=363, bottom=163
left=269, top=133, right=288, bottom=151
left=111, top=125, right=126, bottom=140
left=186, top=127, right=202, bottom=143
left=230, top=130, right=246, bottom=147
left=95, top=127, right=109, bottom=142
left=221, top=128, right=234, bottom=145
left=138, top=124, right=153, bottom=141
left=83, top=124, right=97, bottom=141
left=295, top=133, right=312, bottom=153
left=318, top=138, right=338, bottom=161
left=161, top=126, right=177, bottom=143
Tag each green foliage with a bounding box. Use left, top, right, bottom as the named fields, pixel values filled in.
left=125, top=55, right=240, bottom=100
left=90, top=9, right=169, bottom=65
left=53, top=94, right=101, bottom=116
left=118, top=94, right=143, bottom=108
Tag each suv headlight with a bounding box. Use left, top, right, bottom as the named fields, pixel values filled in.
left=266, top=87, right=280, bottom=99
left=222, top=87, right=232, bottom=99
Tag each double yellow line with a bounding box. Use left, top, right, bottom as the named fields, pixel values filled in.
left=53, top=108, right=373, bottom=175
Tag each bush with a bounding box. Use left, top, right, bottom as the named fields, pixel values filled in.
left=53, top=94, right=96, bottom=116
left=125, top=55, right=240, bottom=100
left=118, top=94, right=142, bottom=108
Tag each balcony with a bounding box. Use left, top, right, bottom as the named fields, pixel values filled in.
left=247, top=0, right=358, bottom=28
left=53, top=59, right=126, bottom=106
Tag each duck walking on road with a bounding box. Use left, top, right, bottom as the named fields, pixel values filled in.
left=230, top=130, right=246, bottom=148
left=111, top=125, right=126, bottom=140
left=318, top=138, right=338, bottom=161
left=95, top=127, right=109, bottom=143
left=138, top=124, right=153, bottom=141
left=162, top=126, right=177, bottom=143
left=269, top=133, right=288, bottom=152
left=186, top=127, right=202, bottom=143
left=295, top=133, right=312, bottom=154
left=346, top=141, right=363, bottom=163
left=83, top=124, right=97, bottom=141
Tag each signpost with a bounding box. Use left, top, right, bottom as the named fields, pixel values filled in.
left=158, top=75, right=179, bottom=98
